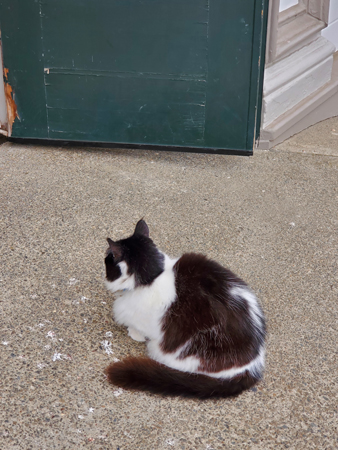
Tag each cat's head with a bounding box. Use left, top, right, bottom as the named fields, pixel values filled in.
left=105, top=219, right=165, bottom=293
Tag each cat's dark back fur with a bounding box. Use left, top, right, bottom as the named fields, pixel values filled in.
left=162, top=253, right=265, bottom=371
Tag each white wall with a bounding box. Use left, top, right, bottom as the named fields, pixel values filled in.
left=279, top=0, right=338, bottom=50
left=322, top=0, right=338, bottom=49
left=279, top=0, right=299, bottom=12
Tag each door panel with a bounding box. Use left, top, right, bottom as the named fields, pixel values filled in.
left=0, top=0, right=268, bottom=153
left=42, top=0, right=209, bottom=76
left=46, top=70, right=206, bottom=145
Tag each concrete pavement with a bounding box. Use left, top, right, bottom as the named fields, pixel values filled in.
left=1, top=118, right=337, bottom=449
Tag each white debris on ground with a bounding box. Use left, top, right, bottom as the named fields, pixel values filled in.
left=113, top=388, right=124, bottom=397
left=101, top=340, right=114, bottom=355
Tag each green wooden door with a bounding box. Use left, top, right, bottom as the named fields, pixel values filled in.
left=0, top=0, right=268, bottom=154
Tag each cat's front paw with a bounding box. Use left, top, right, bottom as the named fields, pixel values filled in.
left=128, top=327, right=146, bottom=342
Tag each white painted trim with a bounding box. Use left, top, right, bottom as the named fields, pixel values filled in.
left=264, top=37, right=334, bottom=96
left=257, top=51, right=338, bottom=149
left=321, top=18, right=338, bottom=49
left=280, top=0, right=299, bottom=12
left=328, top=0, right=338, bottom=22
left=263, top=37, right=335, bottom=127
left=307, top=0, right=331, bottom=23
left=260, top=0, right=336, bottom=149
left=266, top=0, right=280, bottom=65
left=279, top=3, right=307, bottom=26
left=276, top=11, right=325, bottom=61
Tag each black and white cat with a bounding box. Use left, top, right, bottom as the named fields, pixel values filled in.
left=104, top=219, right=266, bottom=398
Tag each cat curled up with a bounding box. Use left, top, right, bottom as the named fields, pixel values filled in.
left=104, top=220, right=266, bottom=399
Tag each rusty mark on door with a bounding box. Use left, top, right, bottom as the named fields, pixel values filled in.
left=3, top=67, right=19, bottom=136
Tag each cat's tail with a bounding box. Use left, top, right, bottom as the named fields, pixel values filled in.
left=104, top=357, right=259, bottom=399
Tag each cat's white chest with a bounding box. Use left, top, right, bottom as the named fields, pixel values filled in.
left=112, top=264, right=177, bottom=341
left=113, top=290, right=160, bottom=340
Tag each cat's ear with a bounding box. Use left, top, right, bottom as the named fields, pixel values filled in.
left=133, top=219, right=149, bottom=238
left=107, top=238, right=123, bottom=259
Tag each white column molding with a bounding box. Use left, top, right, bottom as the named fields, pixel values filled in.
left=258, top=0, right=337, bottom=149
left=263, top=37, right=335, bottom=127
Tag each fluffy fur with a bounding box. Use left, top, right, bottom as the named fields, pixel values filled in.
left=104, top=220, right=266, bottom=399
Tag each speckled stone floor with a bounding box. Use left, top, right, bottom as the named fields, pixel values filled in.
left=1, top=118, right=337, bottom=449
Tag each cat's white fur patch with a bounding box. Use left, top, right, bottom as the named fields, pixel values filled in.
left=128, top=326, right=146, bottom=342
left=148, top=339, right=201, bottom=373
left=230, top=286, right=264, bottom=329
left=200, top=345, right=265, bottom=379
left=112, top=255, right=178, bottom=342
left=105, top=261, right=136, bottom=293
left=148, top=338, right=265, bottom=379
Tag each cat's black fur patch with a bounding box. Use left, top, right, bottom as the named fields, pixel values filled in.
left=105, top=357, right=257, bottom=399
left=105, top=219, right=164, bottom=286
left=105, top=253, right=122, bottom=282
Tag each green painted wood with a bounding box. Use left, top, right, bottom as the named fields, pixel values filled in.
left=42, top=0, right=208, bottom=76
left=204, top=0, right=256, bottom=149
left=0, top=0, right=268, bottom=152
left=0, top=0, right=48, bottom=138
left=254, top=0, right=270, bottom=144
left=46, top=69, right=206, bottom=145
left=247, top=0, right=270, bottom=148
